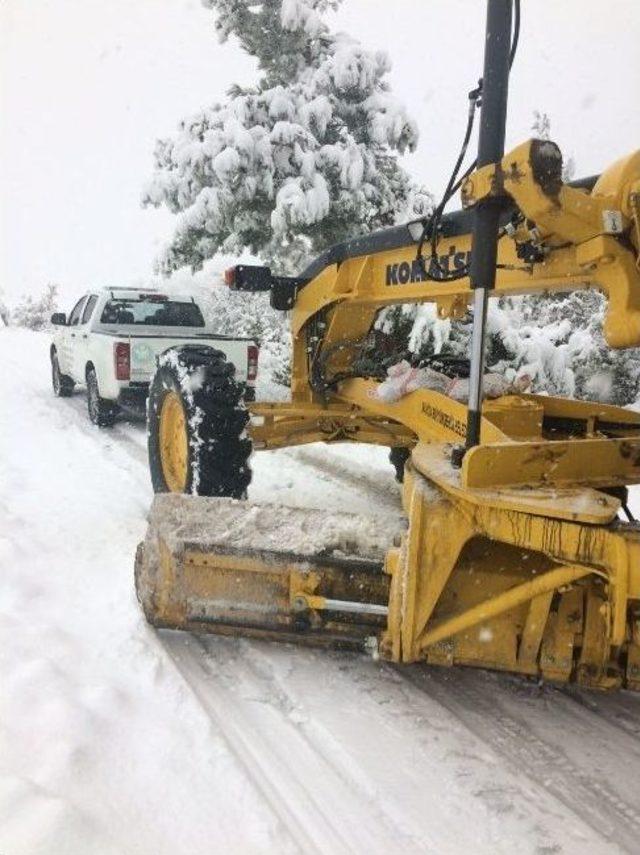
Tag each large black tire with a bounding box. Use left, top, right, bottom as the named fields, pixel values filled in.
left=51, top=350, right=75, bottom=397
left=147, top=345, right=252, bottom=498
left=86, top=366, right=117, bottom=427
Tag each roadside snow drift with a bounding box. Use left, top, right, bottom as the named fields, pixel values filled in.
left=0, top=329, right=294, bottom=854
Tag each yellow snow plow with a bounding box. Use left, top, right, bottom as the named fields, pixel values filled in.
left=136, top=0, right=640, bottom=690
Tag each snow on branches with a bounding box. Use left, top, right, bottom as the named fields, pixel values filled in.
left=143, top=0, right=418, bottom=275
left=378, top=291, right=640, bottom=407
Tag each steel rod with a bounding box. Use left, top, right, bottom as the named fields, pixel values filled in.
left=465, top=0, right=513, bottom=451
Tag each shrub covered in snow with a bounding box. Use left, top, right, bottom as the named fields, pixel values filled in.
left=143, top=0, right=420, bottom=276
left=11, top=284, right=59, bottom=331
left=378, top=290, right=640, bottom=407
left=0, top=294, right=9, bottom=327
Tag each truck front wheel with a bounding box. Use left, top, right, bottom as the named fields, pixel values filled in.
left=147, top=346, right=252, bottom=497
left=86, top=366, right=117, bottom=427
left=51, top=350, right=75, bottom=397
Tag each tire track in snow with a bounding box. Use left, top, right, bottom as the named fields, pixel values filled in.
left=212, top=639, right=432, bottom=851
left=164, top=635, right=616, bottom=854
left=394, top=665, right=640, bottom=854
left=59, top=391, right=149, bottom=467
left=473, top=672, right=640, bottom=759
left=161, top=633, right=423, bottom=855
left=560, top=686, right=640, bottom=742
left=111, top=420, right=149, bottom=466
left=224, top=640, right=588, bottom=853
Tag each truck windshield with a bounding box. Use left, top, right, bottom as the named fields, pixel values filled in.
left=100, top=298, right=205, bottom=327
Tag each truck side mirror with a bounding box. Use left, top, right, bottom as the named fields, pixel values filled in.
left=51, top=312, right=67, bottom=326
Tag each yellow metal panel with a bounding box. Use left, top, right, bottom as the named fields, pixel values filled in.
left=517, top=591, right=554, bottom=669
left=592, top=150, right=640, bottom=217
left=539, top=587, right=583, bottom=683
left=411, top=442, right=620, bottom=524
left=418, top=564, right=590, bottom=651
left=480, top=396, right=544, bottom=440
left=335, top=379, right=506, bottom=445
left=527, top=393, right=640, bottom=426
left=383, top=468, right=640, bottom=687
left=462, top=437, right=640, bottom=490
left=577, top=586, right=615, bottom=688
left=627, top=643, right=640, bottom=691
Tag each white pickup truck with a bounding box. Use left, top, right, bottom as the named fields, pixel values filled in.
left=49, top=287, right=258, bottom=426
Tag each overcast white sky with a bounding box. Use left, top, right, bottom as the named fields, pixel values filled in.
left=2, top=0, right=639, bottom=307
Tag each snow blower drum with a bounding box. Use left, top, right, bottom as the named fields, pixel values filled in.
left=135, top=495, right=393, bottom=647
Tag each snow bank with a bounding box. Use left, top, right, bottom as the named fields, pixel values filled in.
left=0, top=329, right=292, bottom=854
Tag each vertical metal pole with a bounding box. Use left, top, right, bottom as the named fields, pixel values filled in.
left=465, top=0, right=513, bottom=451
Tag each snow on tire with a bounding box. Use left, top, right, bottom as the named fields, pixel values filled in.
left=147, top=345, right=252, bottom=498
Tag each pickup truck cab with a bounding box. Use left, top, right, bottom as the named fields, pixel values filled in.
left=50, top=287, right=258, bottom=426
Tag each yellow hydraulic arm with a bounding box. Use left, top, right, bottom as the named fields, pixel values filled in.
left=251, top=138, right=640, bottom=460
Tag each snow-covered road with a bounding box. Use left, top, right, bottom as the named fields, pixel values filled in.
left=2, top=327, right=640, bottom=855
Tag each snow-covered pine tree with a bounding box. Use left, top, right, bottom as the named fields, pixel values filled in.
left=143, top=0, right=420, bottom=276
left=376, top=291, right=640, bottom=406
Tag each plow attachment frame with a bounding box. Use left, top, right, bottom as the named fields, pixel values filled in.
left=382, top=456, right=640, bottom=691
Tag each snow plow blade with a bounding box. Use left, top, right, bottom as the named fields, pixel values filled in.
left=135, top=494, right=395, bottom=648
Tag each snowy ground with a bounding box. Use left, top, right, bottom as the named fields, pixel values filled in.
left=2, top=327, right=640, bottom=855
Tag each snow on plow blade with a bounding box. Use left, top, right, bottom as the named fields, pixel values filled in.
left=135, top=495, right=398, bottom=648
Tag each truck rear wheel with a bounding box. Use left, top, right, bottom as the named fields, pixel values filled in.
left=147, top=346, right=252, bottom=497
